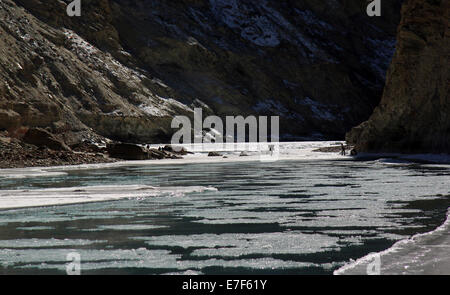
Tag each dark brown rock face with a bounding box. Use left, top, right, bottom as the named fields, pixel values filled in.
left=23, top=128, right=70, bottom=151
left=347, top=0, right=449, bottom=153
left=1, top=0, right=403, bottom=145
left=0, top=109, right=21, bottom=130
left=107, top=142, right=183, bottom=160
left=107, top=143, right=149, bottom=160
left=0, top=0, right=193, bottom=146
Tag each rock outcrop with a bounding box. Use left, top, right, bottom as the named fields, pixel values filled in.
left=107, top=143, right=152, bottom=160
left=347, top=0, right=449, bottom=153
left=0, top=0, right=193, bottom=147
left=106, top=142, right=183, bottom=160
left=1, top=0, right=403, bottom=146
left=0, top=131, right=115, bottom=168
left=23, top=127, right=70, bottom=151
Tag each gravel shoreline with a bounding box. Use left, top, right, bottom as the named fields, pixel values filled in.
left=0, top=137, right=117, bottom=169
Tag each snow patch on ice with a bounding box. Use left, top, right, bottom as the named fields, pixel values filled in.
left=0, top=185, right=218, bottom=210
left=0, top=168, right=68, bottom=179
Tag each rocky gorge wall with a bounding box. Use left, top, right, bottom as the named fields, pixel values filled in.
left=0, top=0, right=402, bottom=146
left=347, top=0, right=449, bottom=153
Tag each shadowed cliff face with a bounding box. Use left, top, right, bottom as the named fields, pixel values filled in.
left=347, top=0, right=449, bottom=153
left=1, top=0, right=402, bottom=144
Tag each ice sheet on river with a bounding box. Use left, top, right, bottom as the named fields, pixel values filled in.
left=0, top=185, right=217, bottom=209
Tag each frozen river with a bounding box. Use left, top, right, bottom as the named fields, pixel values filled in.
left=0, top=142, right=449, bottom=274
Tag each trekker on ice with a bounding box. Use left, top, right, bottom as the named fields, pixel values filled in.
left=340, top=143, right=346, bottom=156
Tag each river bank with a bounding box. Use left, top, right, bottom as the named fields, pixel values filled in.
left=0, top=135, right=117, bottom=169
left=0, top=133, right=185, bottom=169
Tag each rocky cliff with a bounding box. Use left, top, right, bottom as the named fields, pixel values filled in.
left=347, top=0, right=449, bottom=153
left=0, top=0, right=402, bottom=147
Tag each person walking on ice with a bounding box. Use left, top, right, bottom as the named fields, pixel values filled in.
left=340, top=143, right=346, bottom=156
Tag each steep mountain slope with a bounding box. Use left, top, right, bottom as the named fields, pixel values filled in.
left=0, top=0, right=193, bottom=145
left=1, top=0, right=402, bottom=146
left=347, top=0, right=449, bottom=153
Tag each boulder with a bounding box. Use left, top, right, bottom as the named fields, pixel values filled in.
left=71, top=140, right=105, bottom=153
left=107, top=143, right=149, bottom=160
left=162, top=145, right=189, bottom=155
left=23, top=128, right=70, bottom=151
left=107, top=143, right=185, bottom=160
left=0, top=109, right=21, bottom=130
left=150, top=149, right=182, bottom=160
left=208, top=152, right=222, bottom=157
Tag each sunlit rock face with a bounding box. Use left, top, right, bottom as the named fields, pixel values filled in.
left=347, top=0, right=449, bottom=153
left=1, top=0, right=402, bottom=144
